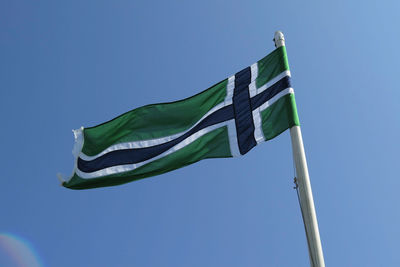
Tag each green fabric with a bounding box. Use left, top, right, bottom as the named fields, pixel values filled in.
left=256, top=46, right=289, bottom=88
left=261, top=93, right=300, bottom=140
left=64, top=126, right=231, bottom=189
left=83, top=79, right=228, bottom=156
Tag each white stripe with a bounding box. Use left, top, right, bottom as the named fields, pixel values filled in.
left=225, top=75, right=235, bottom=105
left=249, top=63, right=258, bottom=97
left=258, top=87, right=294, bottom=112
left=76, top=121, right=232, bottom=179
left=252, top=108, right=265, bottom=144
left=227, top=120, right=240, bottom=157
left=225, top=75, right=240, bottom=157
left=249, top=62, right=263, bottom=143
left=256, top=70, right=291, bottom=96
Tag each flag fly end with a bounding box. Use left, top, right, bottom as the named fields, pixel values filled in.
left=72, top=127, right=84, bottom=158
left=56, top=173, right=66, bottom=185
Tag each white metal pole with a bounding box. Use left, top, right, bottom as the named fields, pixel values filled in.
left=273, top=31, right=325, bottom=267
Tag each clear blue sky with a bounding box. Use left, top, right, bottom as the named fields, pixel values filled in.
left=1, top=1, right=399, bottom=266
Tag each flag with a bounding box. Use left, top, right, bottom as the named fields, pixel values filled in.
left=61, top=46, right=299, bottom=189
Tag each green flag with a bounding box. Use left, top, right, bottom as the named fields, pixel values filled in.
left=61, top=46, right=299, bottom=189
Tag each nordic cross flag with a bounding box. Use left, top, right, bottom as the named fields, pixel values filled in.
left=61, top=46, right=299, bottom=189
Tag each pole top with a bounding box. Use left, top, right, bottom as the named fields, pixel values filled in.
left=273, top=31, right=285, bottom=48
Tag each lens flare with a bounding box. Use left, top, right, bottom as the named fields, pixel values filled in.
left=0, top=233, right=42, bottom=267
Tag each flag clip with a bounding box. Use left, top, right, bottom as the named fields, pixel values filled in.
left=293, top=177, right=298, bottom=190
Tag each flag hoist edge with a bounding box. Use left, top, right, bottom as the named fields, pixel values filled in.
left=62, top=46, right=299, bottom=189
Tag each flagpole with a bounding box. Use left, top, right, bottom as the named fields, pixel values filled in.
left=273, top=31, right=325, bottom=267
